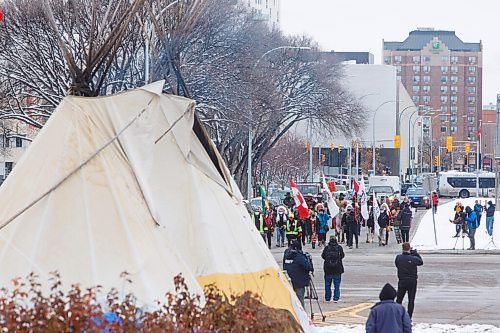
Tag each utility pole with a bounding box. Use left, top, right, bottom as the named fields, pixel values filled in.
left=496, top=94, right=500, bottom=210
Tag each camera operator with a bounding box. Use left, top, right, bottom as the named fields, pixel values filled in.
left=395, top=242, right=423, bottom=319
left=283, top=240, right=314, bottom=307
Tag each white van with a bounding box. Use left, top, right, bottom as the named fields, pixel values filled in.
left=368, top=176, right=401, bottom=194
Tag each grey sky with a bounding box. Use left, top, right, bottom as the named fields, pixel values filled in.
left=280, top=0, right=500, bottom=105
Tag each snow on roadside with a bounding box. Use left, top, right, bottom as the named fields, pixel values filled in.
left=318, top=323, right=500, bottom=332
left=411, top=198, right=499, bottom=250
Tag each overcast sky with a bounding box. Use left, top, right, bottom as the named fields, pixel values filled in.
left=280, top=0, right=500, bottom=105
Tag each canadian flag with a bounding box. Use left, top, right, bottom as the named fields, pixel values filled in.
left=289, top=178, right=309, bottom=219
left=352, top=179, right=360, bottom=193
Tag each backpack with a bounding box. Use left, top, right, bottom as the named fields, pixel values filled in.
left=325, top=247, right=341, bottom=269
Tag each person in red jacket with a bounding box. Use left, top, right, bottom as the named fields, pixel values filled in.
left=431, top=191, right=439, bottom=213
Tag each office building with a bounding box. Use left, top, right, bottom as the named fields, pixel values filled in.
left=247, top=0, right=281, bottom=28
left=383, top=28, right=482, bottom=143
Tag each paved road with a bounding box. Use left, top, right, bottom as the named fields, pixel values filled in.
left=271, top=205, right=500, bottom=326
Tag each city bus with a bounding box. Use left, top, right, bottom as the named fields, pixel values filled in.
left=437, top=171, right=496, bottom=198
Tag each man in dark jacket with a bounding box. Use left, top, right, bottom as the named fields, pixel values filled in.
left=399, top=205, right=413, bottom=243
left=377, top=206, right=390, bottom=246
left=395, top=242, right=423, bottom=319
left=321, top=235, right=345, bottom=302
left=283, top=240, right=313, bottom=307
left=366, top=283, right=412, bottom=333
left=343, top=205, right=358, bottom=249
left=486, top=201, right=495, bottom=237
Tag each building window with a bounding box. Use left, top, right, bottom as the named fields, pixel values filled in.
left=413, top=75, right=420, bottom=83
left=440, top=86, right=448, bottom=93
left=468, top=106, right=476, bottom=113
left=412, top=56, right=420, bottom=63
left=441, top=66, right=448, bottom=73
left=384, top=56, right=391, bottom=64
left=440, top=105, right=448, bottom=112
left=412, top=86, right=420, bottom=93
left=468, top=56, right=476, bottom=64
left=423, top=85, right=430, bottom=93
left=450, top=126, right=458, bottom=133
left=468, top=66, right=476, bottom=74
left=394, top=55, right=402, bottom=63
left=440, top=96, right=448, bottom=104
left=423, top=56, right=431, bottom=62
left=440, top=115, right=449, bottom=122
left=468, top=96, right=476, bottom=104
left=423, top=65, right=431, bottom=73
left=451, top=86, right=458, bottom=94
left=451, top=66, right=458, bottom=74
left=468, top=116, right=475, bottom=123
left=412, top=65, right=420, bottom=73
left=441, top=55, right=449, bottom=63
left=450, top=116, right=458, bottom=124
left=468, top=126, right=476, bottom=132
left=396, top=66, right=402, bottom=74
left=451, top=76, right=458, bottom=84
left=451, top=56, right=459, bottom=64
left=468, top=86, right=476, bottom=94
left=451, top=96, right=458, bottom=104
left=423, top=96, right=431, bottom=103
left=440, top=76, right=448, bottom=83
left=450, top=106, right=458, bottom=114
left=412, top=96, right=420, bottom=103
left=468, top=76, right=476, bottom=84
left=423, top=75, right=430, bottom=83
left=440, top=126, right=448, bottom=133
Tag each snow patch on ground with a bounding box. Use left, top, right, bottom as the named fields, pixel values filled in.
left=411, top=198, right=499, bottom=250
left=318, top=323, right=500, bottom=332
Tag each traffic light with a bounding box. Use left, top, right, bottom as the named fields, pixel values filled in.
left=321, top=154, right=326, bottom=163
left=330, top=143, right=335, bottom=151
left=306, top=142, right=310, bottom=151
left=434, top=155, right=439, bottom=166
left=464, top=154, right=468, bottom=165
left=446, top=136, right=453, bottom=152
left=465, top=143, right=471, bottom=153
left=337, top=145, right=341, bottom=153
left=394, top=135, right=401, bottom=149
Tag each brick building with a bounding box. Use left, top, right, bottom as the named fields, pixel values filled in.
left=383, top=28, right=482, bottom=145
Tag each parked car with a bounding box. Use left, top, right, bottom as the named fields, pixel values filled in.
left=333, top=184, right=348, bottom=198
left=406, top=187, right=431, bottom=209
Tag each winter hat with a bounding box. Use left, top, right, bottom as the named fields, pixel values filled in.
left=291, top=239, right=302, bottom=251
left=488, top=201, right=493, bottom=205
left=465, top=206, right=472, bottom=213
left=329, top=235, right=338, bottom=244
left=379, top=283, right=397, bottom=301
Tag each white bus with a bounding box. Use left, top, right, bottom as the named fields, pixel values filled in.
left=437, top=171, right=496, bottom=198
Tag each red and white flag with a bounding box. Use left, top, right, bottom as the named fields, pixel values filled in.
left=352, top=178, right=360, bottom=194
left=289, top=178, right=309, bottom=219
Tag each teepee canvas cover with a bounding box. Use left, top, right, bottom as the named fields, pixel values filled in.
left=0, top=82, right=313, bottom=330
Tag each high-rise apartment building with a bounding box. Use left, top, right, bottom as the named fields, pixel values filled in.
left=247, top=0, right=281, bottom=28
left=383, top=28, right=482, bottom=143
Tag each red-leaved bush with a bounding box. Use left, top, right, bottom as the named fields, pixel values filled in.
left=0, top=272, right=303, bottom=333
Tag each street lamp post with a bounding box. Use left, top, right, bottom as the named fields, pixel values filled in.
left=247, top=46, right=311, bottom=199
left=372, top=100, right=399, bottom=176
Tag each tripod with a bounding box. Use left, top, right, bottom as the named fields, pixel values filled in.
left=305, top=275, right=326, bottom=322
left=453, top=222, right=466, bottom=250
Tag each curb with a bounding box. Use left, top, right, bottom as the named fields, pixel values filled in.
left=419, top=249, right=500, bottom=255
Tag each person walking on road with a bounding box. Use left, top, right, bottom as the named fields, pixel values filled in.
left=486, top=200, right=495, bottom=237
left=342, top=205, right=359, bottom=249
left=283, top=240, right=313, bottom=308
left=317, top=208, right=330, bottom=248
left=377, top=205, right=390, bottom=246
left=366, top=283, right=412, bottom=333
left=398, top=204, right=413, bottom=243
left=395, top=242, right=423, bottom=319
left=321, top=235, right=345, bottom=303
left=275, top=206, right=287, bottom=247
left=465, top=206, right=479, bottom=250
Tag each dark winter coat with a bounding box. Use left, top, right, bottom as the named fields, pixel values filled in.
left=395, top=251, right=423, bottom=281
left=342, top=211, right=357, bottom=227
left=399, top=207, right=413, bottom=231
left=365, top=300, right=412, bottom=333
left=321, top=240, right=345, bottom=275
left=487, top=204, right=495, bottom=217
left=377, top=211, right=389, bottom=229
left=283, top=249, right=313, bottom=289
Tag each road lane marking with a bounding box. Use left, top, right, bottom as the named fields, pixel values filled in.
left=313, top=302, right=374, bottom=326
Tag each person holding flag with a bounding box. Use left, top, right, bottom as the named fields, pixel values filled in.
left=372, top=192, right=381, bottom=244
left=289, top=179, right=310, bottom=220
